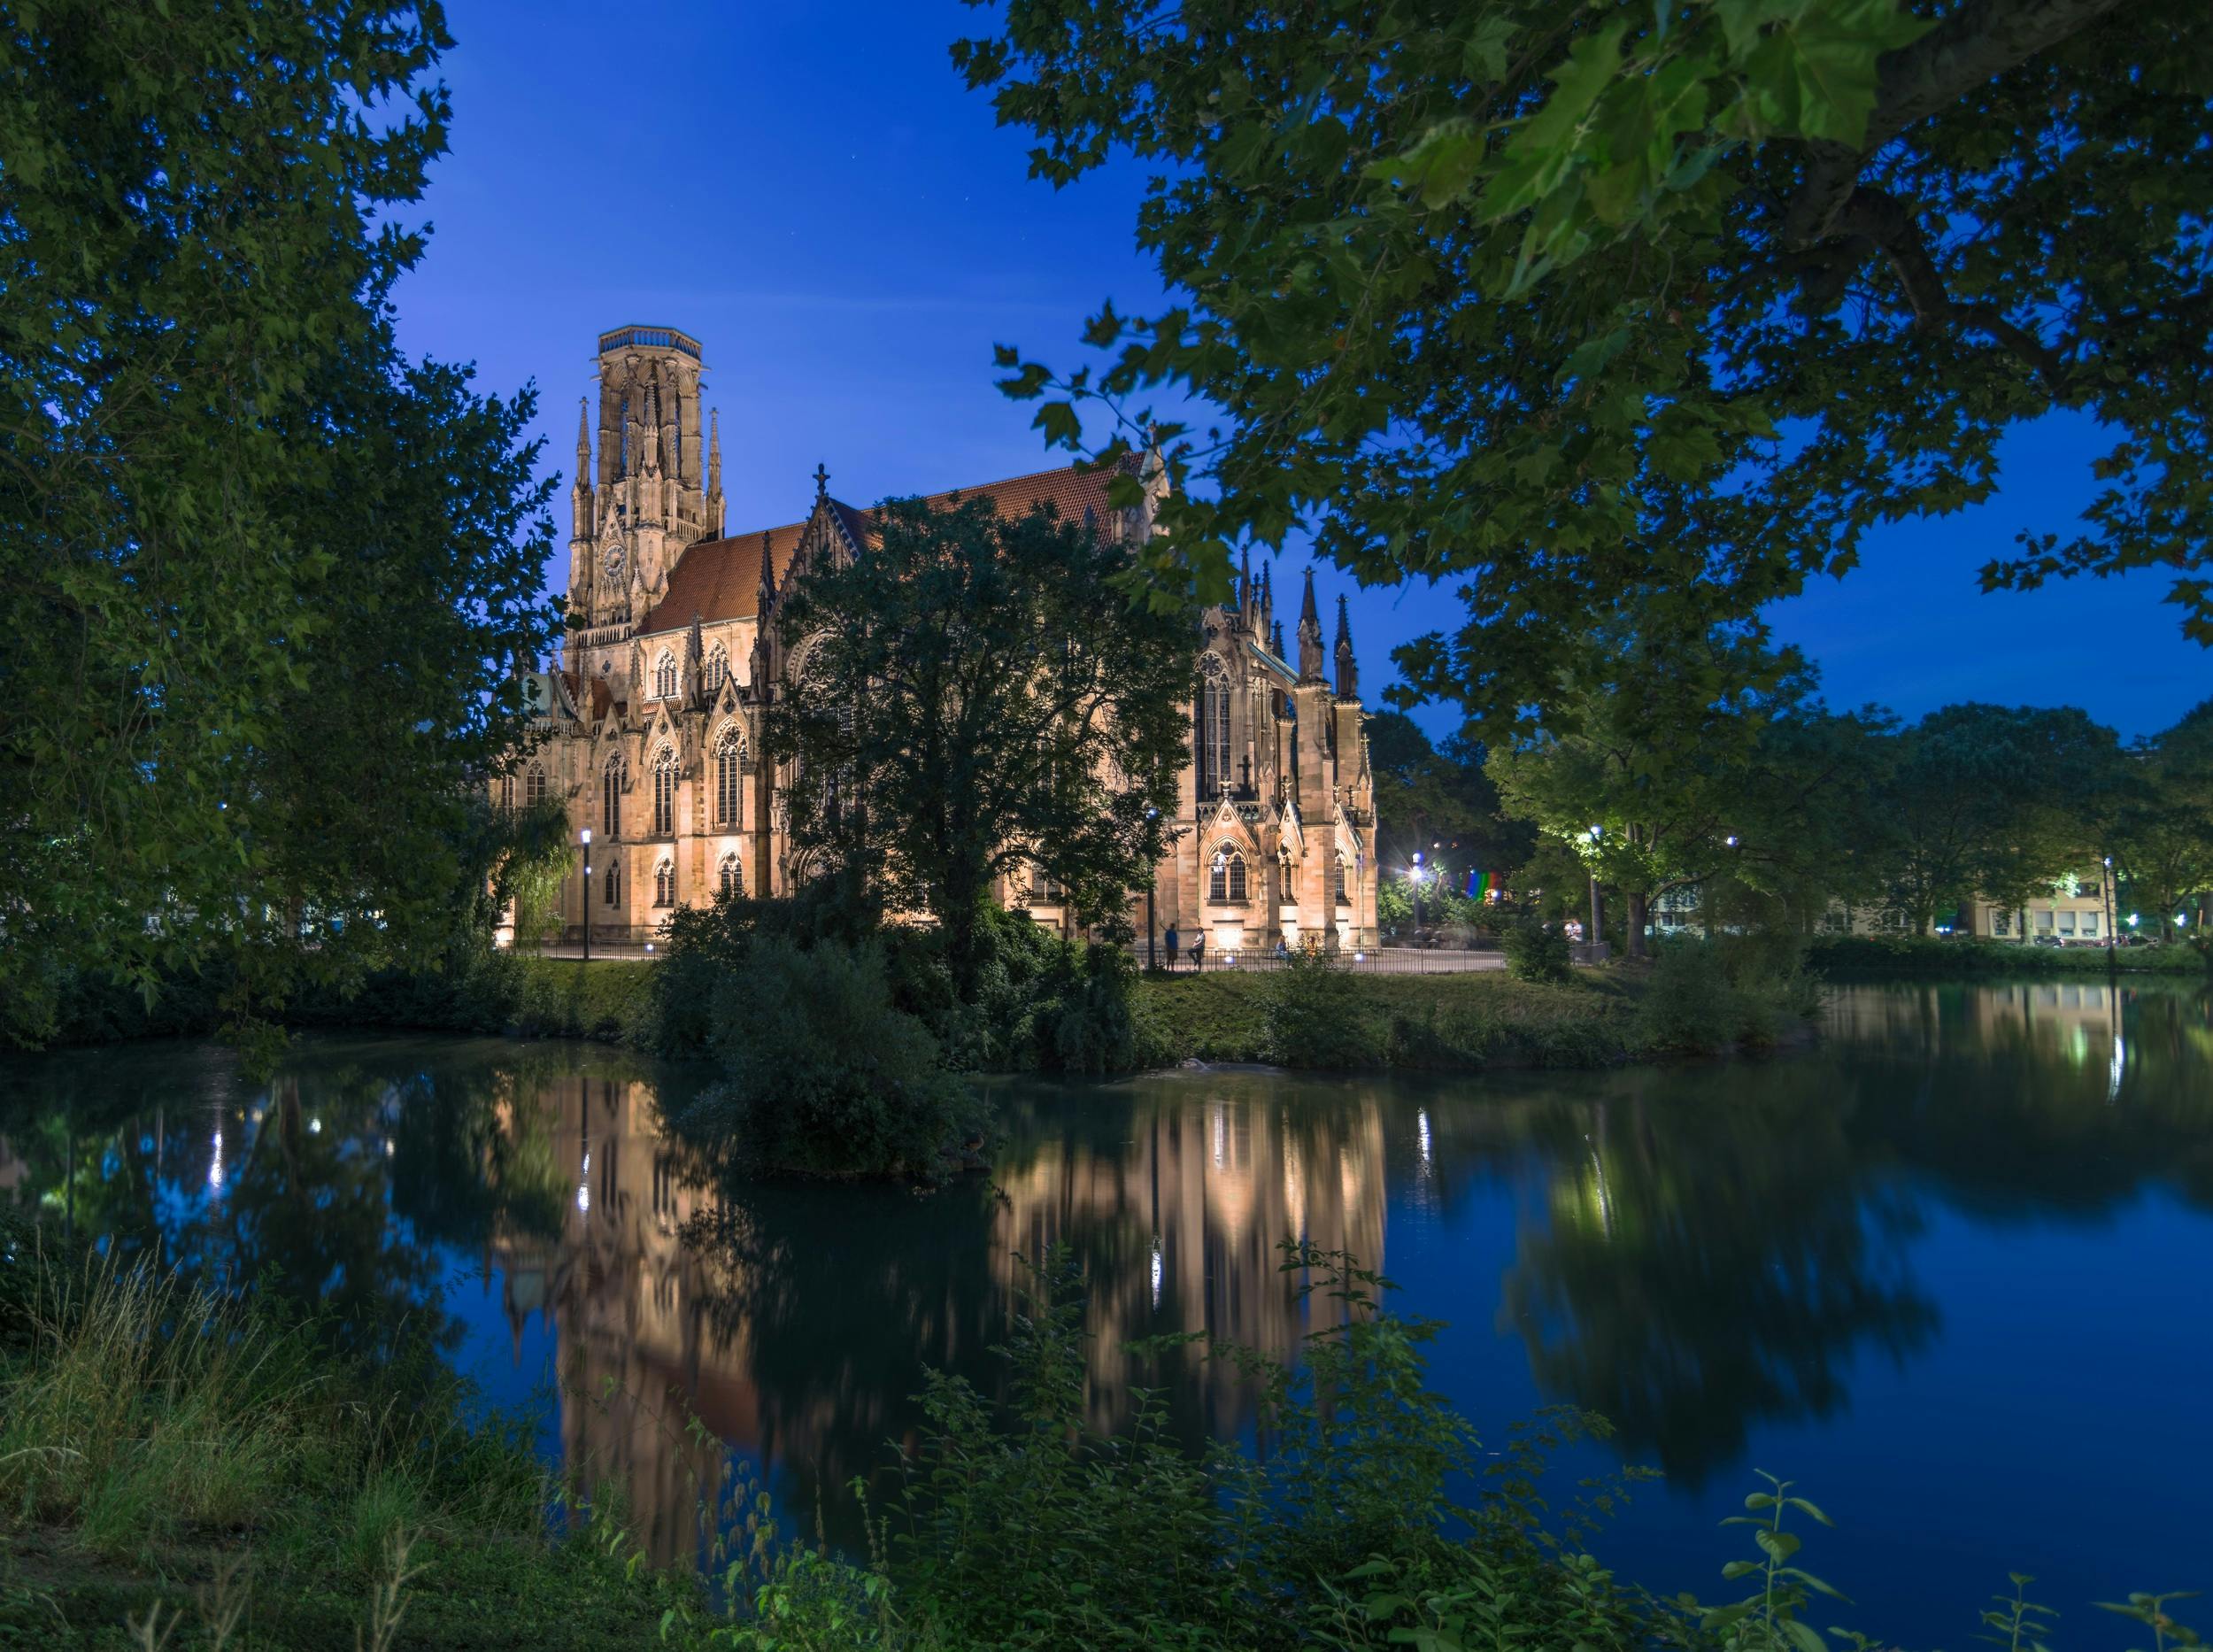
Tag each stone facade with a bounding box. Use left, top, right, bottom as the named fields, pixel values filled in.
left=500, top=325, right=1380, bottom=953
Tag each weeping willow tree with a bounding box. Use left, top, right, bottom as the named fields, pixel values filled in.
left=492, top=794, right=575, bottom=954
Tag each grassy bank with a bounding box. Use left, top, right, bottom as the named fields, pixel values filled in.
left=1809, top=934, right=2209, bottom=976
left=0, top=1211, right=691, bottom=1649
left=469, top=954, right=1813, bottom=1071
left=35, top=937, right=1818, bottom=1077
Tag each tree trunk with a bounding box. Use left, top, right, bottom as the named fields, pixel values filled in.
left=1626, top=891, right=1648, bottom=959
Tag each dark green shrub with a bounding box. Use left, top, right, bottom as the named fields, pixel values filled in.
left=1502, top=916, right=1573, bottom=984
left=1639, top=938, right=1739, bottom=1054
left=671, top=934, right=987, bottom=1180
left=1263, top=950, right=1384, bottom=1069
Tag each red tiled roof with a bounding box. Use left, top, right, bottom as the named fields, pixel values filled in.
left=636, top=521, right=806, bottom=637
left=634, top=460, right=1130, bottom=637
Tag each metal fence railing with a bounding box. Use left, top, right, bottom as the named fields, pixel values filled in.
left=513, top=940, right=1509, bottom=974
left=1133, top=944, right=1504, bottom=976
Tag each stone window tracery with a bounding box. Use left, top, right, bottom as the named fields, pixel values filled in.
left=714, top=728, right=744, bottom=827
left=604, top=860, right=621, bottom=907
left=706, top=644, right=729, bottom=693
left=1208, top=845, right=1247, bottom=904
left=652, top=746, right=677, bottom=836
left=601, top=752, right=623, bottom=837
left=719, top=853, right=742, bottom=899
left=524, top=765, right=547, bottom=808
left=653, top=649, right=678, bottom=699
left=654, top=860, right=675, bottom=907
left=1196, top=653, right=1230, bottom=799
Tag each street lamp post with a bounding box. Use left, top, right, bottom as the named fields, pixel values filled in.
left=580, top=828, right=592, bottom=965
left=1585, top=825, right=1604, bottom=956
left=2102, top=853, right=2117, bottom=972
left=1411, top=851, right=1425, bottom=944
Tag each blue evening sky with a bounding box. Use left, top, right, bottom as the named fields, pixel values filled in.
left=391, top=0, right=2206, bottom=743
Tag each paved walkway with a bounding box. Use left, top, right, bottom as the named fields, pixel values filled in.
left=524, top=942, right=1510, bottom=974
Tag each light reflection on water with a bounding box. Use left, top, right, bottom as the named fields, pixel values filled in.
left=4, top=977, right=2210, bottom=1644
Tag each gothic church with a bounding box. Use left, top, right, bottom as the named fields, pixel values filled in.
left=505, top=325, right=1380, bottom=954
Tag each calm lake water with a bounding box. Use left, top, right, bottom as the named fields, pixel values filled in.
left=5, top=978, right=2209, bottom=1644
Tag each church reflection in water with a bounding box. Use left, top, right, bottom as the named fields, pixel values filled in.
left=4, top=977, right=2209, bottom=1572
left=482, top=1069, right=1390, bottom=1564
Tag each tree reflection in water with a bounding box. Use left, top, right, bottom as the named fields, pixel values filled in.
left=2, top=978, right=2208, bottom=1572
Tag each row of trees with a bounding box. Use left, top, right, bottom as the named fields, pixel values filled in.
left=1369, top=606, right=2213, bottom=952
left=2, top=3, right=565, bottom=1043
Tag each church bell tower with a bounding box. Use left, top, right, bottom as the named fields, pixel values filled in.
left=572, top=325, right=722, bottom=635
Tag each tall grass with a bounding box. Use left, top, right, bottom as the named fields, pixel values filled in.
left=0, top=1245, right=340, bottom=1557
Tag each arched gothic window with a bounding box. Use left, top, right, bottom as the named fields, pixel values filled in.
left=1281, top=850, right=1298, bottom=903
left=653, top=650, right=678, bottom=699
left=706, top=644, right=729, bottom=693
left=1335, top=852, right=1350, bottom=906
left=652, top=746, right=677, bottom=836
left=1196, top=653, right=1231, bottom=799
left=601, top=753, right=623, bottom=837
left=497, top=774, right=514, bottom=814
left=604, top=859, right=621, bottom=907
left=714, top=728, right=744, bottom=826
left=654, top=860, right=675, bottom=907
left=1029, top=862, right=1064, bottom=904
left=524, top=765, right=547, bottom=808
left=718, top=853, right=741, bottom=899
left=1208, top=846, right=1247, bottom=904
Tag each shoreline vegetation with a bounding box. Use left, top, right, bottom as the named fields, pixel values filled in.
left=43, top=938, right=1834, bottom=1074
left=2, top=1215, right=2195, bottom=1652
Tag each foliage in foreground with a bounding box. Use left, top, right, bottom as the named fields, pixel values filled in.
left=0, top=0, right=560, bottom=1046
left=964, top=2, right=2213, bottom=729
left=3, top=1218, right=2199, bottom=1651
left=0, top=1217, right=689, bottom=1649
left=676, top=1246, right=2205, bottom=1652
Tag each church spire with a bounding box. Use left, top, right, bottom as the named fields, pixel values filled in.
left=1238, top=547, right=1253, bottom=626
left=1297, top=567, right=1326, bottom=681
left=706, top=409, right=725, bottom=534
left=1334, top=593, right=1358, bottom=699
left=569, top=397, right=595, bottom=550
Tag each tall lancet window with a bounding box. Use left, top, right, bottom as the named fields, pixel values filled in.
left=714, top=728, right=744, bottom=827
left=706, top=644, right=728, bottom=694
left=1197, top=653, right=1231, bottom=799
left=601, top=753, right=623, bottom=838
left=652, top=746, right=678, bottom=836
left=654, top=650, right=678, bottom=700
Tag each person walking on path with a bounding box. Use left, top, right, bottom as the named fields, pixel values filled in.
left=1164, top=924, right=1180, bottom=973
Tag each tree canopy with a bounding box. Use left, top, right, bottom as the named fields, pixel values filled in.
left=762, top=495, right=1198, bottom=992
left=0, top=1, right=559, bottom=1038
left=958, top=1, right=2213, bottom=731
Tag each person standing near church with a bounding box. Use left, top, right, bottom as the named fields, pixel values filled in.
left=1188, top=932, right=1207, bottom=972
left=1164, top=923, right=1180, bottom=972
